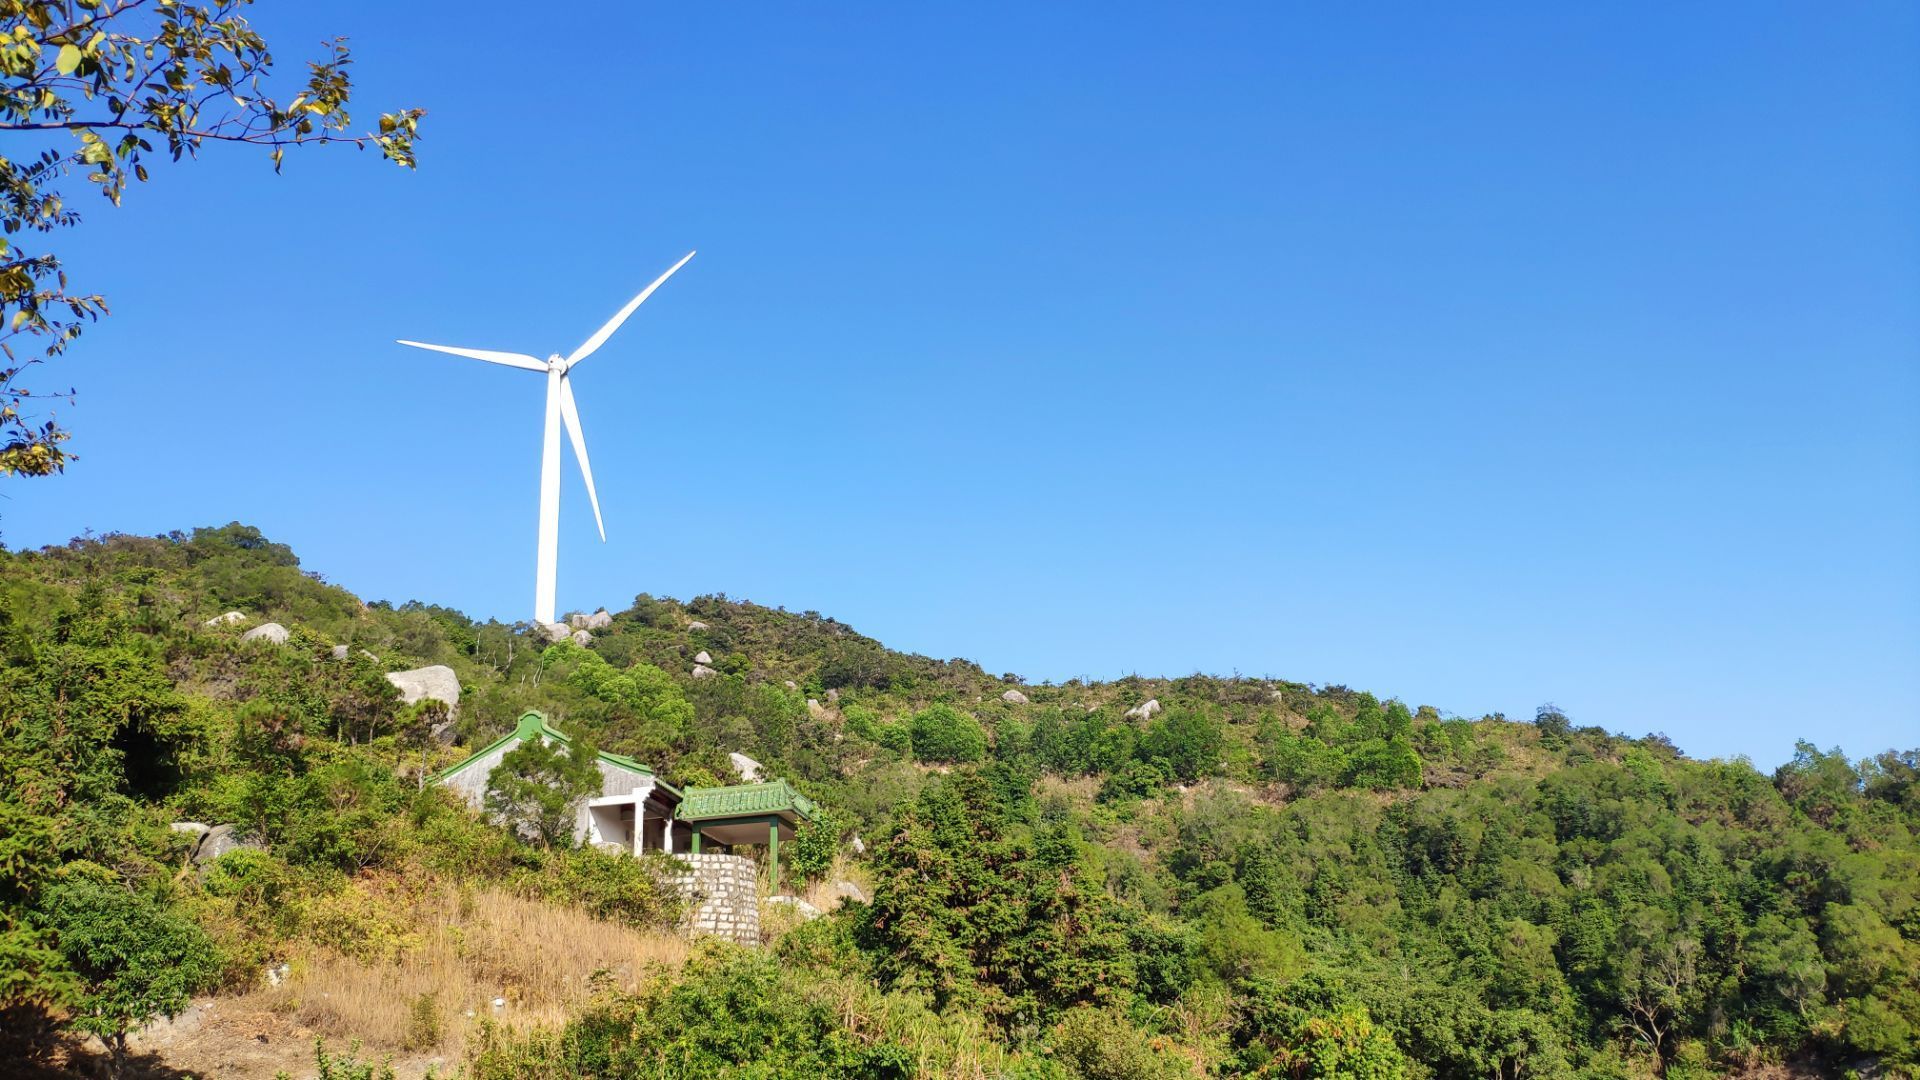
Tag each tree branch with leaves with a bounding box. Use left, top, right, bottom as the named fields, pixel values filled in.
left=0, top=0, right=423, bottom=476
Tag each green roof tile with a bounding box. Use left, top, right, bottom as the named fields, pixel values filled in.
left=676, top=779, right=818, bottom=823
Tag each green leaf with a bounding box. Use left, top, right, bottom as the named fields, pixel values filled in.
left=55, top=44, right=82, bottom=75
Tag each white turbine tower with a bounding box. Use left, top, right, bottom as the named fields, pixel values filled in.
left=397, top=251, right=695, bottom=631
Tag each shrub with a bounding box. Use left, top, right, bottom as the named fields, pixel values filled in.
left=1051, top=1007, right=1184, bottom=1080
left=1263, top=729, right=1346, bottom=792
left=530, top=848, right=683, bottom=929
left=844, top=704, right=911, bottom=754
left=405, top=991, right=441, bottom=1051
left=290, top=881, right=418, bottom=963
left=1097, top=760, right=1167, bottom=803
left=470, top=947, right=913, bottom=1079
left=1230, top=990, right=1408, bottom=1080
left=1138, top=708, right=1226, bottom=783
left=311, top=1038, right=398, bottom=1080
left=1342, top=740, right=1422, bottom=791
left=545, top=643, right=694, bottom=754
left=1122, top=911, right=1198, bottom=1004
left=197, top=848, right=290, bottom=909
left=908, top=704, right=986, bottom=764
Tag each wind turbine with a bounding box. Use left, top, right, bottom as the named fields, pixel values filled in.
left=397, top=251, right=695, bottom=630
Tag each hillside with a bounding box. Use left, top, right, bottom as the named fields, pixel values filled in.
left=2, top=524, right=1917, bottom=1079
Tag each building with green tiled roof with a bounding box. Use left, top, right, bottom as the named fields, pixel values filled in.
left=434, top=710, right=818, bottom=889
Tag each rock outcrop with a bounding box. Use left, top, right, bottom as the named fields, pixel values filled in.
left=571, top=630, right=594, bottom=647
left=1124, top=698, right=1162, bottom=722
left=385, top=665, right=460, bottom=719
left=240, top=622, right=289, bottom=645
left=202, top=611, right=247, bottom=628
left=766, top=895, right=823, bottom=920
left=729, top=752, right=764, bottom=783
left=691, top=664, right=718, bottom=680
left=1001, top=689, right=1030, bottom=705
left=190, top=825, right=262, bottom=866
left=693, top=650, right=712, bottom=665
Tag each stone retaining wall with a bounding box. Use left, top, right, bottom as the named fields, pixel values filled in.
left=668, top=853, right=760, bottom=944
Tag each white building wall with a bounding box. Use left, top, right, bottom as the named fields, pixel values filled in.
left=442, top=738, right=521, bottom=812
left=574, top=773, right=657, bottom=845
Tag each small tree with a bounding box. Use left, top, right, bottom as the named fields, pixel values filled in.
left=398, top=700, right=450, bottom=791
left=786, top=809, right=845, bottom=885
left=41, top=871, right=221, bottom=1077
left=485, top=735, right=602, bottom=848
left=1534, top=703, right=1572, bottom=748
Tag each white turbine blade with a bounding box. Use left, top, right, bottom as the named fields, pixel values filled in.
left=564, top=250, right=696, bottom=369
left=396, top=340, right=547, bottom=372
left=557, top=374, right=605, bottom=541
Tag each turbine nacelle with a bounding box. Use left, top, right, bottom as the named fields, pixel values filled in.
left=395, top=251, right=696, bottom=625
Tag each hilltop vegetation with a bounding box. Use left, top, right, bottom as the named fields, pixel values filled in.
left=2, top=525, right=1917, bottom=1079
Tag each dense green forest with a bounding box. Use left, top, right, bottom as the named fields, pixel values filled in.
left=2, top=525, right=1916, bottom=1079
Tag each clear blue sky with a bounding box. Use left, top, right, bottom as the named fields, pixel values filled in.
left=8, top=4, right=1916, bottom=768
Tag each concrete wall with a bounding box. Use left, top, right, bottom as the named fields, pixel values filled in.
left=668, top=853, right=760, bottom=944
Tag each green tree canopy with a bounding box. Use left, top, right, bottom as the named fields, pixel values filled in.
left=40, top=868, right=220, bottom=1075
left=485, top=736, right=603, bottom=849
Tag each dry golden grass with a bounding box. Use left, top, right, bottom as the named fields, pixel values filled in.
left=795, top=852, right=871, bottom=913
left=1034, top=773, right=1100, bottom=803
left=237, top=881, right=687, bottom=1059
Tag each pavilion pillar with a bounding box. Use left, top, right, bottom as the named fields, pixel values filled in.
left=768, top=817, right=780, bottom=894
left=690, top=827, right=701, bottom=855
